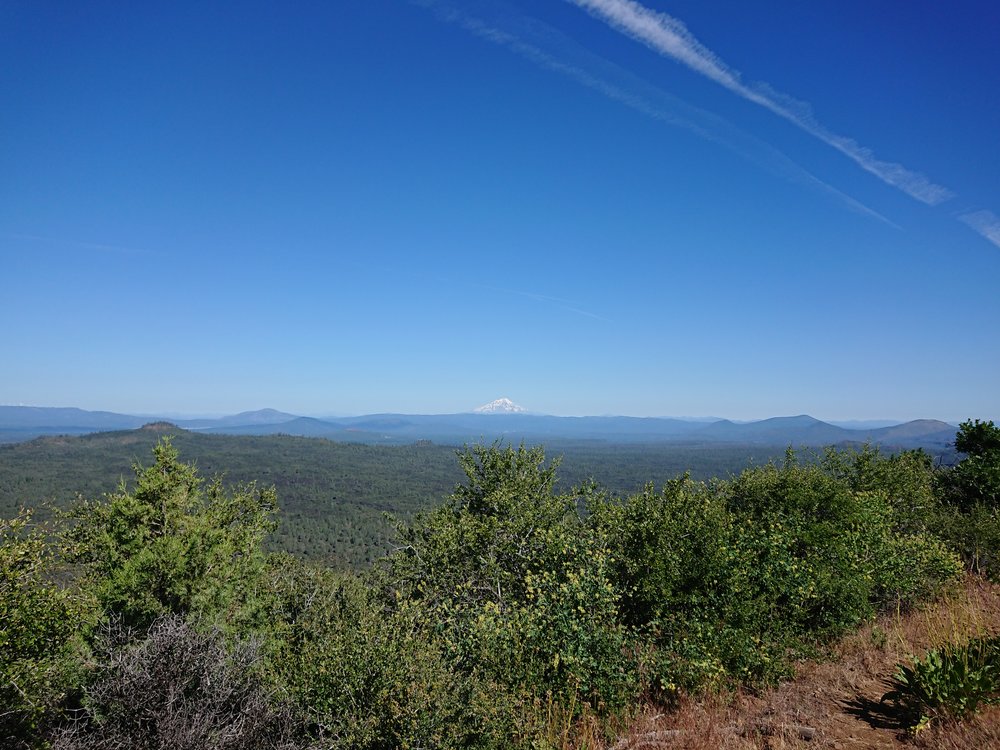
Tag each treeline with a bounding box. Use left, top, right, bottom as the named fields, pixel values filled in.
left=0, top=428, right=796, bottom=567
left=1, top=421, right=998, bottom=749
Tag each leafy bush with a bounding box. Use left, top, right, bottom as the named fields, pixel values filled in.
left=723, top=457, right=959, bottom=630
left=588, top=476, right=728, bottom=628
left=935, top=503, right=1000, bottom=577
left=51, top=615, right=298, bottom=750
left=382, top=444, right=644, bottom=743
left=588, top=477, right=752, bottom=689
left=1, top=510, right=86, bottom=748
left=2, top=436, right=981, bottom=748
left=937, top=420, right=1000, bottom=514
left=263, top=557, right=473, bottom=750
left=63, top=438, right=277, bottom=629
left=470, top=543, right=639, bottom=710
left=600, top=451, right=962, bottom=690
left=873, top=531, right=962, bottom=606
left=883, top=635, right=1000, bottom=728
left=822, top=445, right=939, bottom=534
left=931, top=420, right=1000, bottom=575
left=388, top=443, right=576, bottom=612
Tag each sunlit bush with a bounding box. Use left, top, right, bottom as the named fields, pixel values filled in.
left=1, top=510, right=86, bottom=749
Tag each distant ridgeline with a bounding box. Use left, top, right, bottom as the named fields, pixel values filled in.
left=0, top=405, right=959, bottom=449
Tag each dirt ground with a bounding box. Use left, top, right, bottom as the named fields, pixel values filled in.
left=605, top=576, right=1000, bottom=750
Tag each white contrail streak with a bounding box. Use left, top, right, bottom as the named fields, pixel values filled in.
left=415, top=0, right=896, bottom=226
left=959, top=210, right=1000, bottom=249
left=5, top=233, right=155, bottom=256
left=570, top=0, right=954, bottom=206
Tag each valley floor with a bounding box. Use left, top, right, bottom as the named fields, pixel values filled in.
left=605, top=575, right=1000, bottom=749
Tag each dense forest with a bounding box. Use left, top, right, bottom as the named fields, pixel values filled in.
left=0, top=426, right=801, bottom=567
left=1, top=421, right=998, bottom=749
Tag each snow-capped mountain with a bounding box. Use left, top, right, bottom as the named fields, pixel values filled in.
left=473, top=398, right=526, bottom=414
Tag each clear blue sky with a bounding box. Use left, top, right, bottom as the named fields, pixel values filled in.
left=2, top=0, right=998, bottom=421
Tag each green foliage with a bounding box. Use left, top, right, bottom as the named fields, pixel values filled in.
left=931, top=421, right=1000, bottom=576
left=0, top=428, right=788, bottom=568
left=63, top=438, right=277, bottom=629
left=943, top=456, right=1000, bottom=513
left=955, top=419, right=1000, bottom=458
left=883, top=635, right=1000, bottom=728
left=589, top=476, right=727, bottom=628
left=1, top=432, right=983, bottom=748
left=262, top=556, right=473, bottom=750
left=588, top=448, right=961, bottom=691
left=0, top=510, right=86, bottom=748
left=933, top=503, right=1000, bottom=577
left=724, top=459, right=870, bottom=634
left=468, top=542, right=638, bottom=712
left=385, top=443, right=641, bottom=738
left=682, top=456, right=954, bottom=687
left=724, top=459, right=958, bottom=627
left=389, top=443, right=576, bottom=611
left=940, top=419, right=1000, bottom=510
left=822, top=445, right=939, bottom=533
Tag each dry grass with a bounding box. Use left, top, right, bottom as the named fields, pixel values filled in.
left=586, top=575, right=1000, bottom=750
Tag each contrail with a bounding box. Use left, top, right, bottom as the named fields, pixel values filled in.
left=507, top=289, right=610, bottom=321
left=569, top=0, right=954, bottom=206
left=5, top=233, right=155, bottom=256
left=959, top=210, right=1000, bottom=249
left=415, top=0, right=896, bottom=226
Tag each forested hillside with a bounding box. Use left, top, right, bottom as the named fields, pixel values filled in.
left=0, top=426, right=792, bottom=567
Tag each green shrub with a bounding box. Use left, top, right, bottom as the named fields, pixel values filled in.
left=1, top=510, right=87, bottom=748
left=383, top=444, right=646, bottom=742
left=63, top=439, right=277, bottom=630
left=883, top=635, right=1000, bottom=728
left=931, top=500, right=1000, bottom=578
left=263, top=557, right=473, bottom=750
left=925, top=421, right=1000, bottom=576
left=944, top=504, right=1000, bottom=576
left=722, top=461, right=875, bottom=636
left=387, top=443, right=577, bottom=613
left=588, top=476, right=728, bottom=628
left=940, top=420, right=1000, bottom=512
left=471, top=544, right=639, bottom=710
left=822, top=445, right=939, bottom=534
left=873, top=532, right=962, bottom=606
left=724, top=458, right=959, bottom=629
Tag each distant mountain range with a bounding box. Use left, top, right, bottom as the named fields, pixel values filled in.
left=0, top=405, right=960, bottom=450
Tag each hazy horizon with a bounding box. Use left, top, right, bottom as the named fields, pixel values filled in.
left=0, top=400, right=979, bottom=427
left=3, top=1, right=998, bottom=422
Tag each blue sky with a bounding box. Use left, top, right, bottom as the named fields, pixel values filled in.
left=2, top=0, right=998, bottom=421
